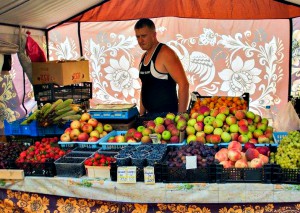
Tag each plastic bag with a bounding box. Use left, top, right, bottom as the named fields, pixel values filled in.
left=273, top=101, right=300, bottom=132
left=25, top=31, right=46, bottom=62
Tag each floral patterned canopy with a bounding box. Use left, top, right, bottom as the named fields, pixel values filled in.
left=2, top=16, right=300, bottom=136
left=49, top=17, right=290, bottom=116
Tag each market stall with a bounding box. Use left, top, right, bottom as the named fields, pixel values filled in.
left=1, top=1, right=300, bottom=213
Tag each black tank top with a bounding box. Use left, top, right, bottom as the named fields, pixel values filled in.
left=139, top=43, right=178, bottom=113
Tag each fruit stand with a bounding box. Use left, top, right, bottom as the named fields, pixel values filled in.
left=1, top=93, right=300, bottom=212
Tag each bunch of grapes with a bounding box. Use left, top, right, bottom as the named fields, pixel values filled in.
left=274, top=131, right=300, bottom=169
left=0, top=142, right=27, bottom=169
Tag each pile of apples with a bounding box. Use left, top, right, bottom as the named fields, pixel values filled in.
left=60, top=112, right=113, bottom=142
left=185, top=105, right=274, bottom=144
left=107, top=112, right=189, bottom=143
left=214, top=141, right=270, bottom=168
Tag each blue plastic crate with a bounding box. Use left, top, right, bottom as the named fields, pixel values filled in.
left=58, top=140, right=101, bottom=149
left=166, top=140, right=186, bottom=146
left=89, top=107, right=138, bottom=120
left=4, top=119, right=39, bottom=136
left=273, top=132, right=288, bottom=144
left=99, top=130, right=141, bottom=150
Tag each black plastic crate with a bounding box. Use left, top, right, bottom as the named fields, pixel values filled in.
left=54, top=157, right=86, bottom=178
left=16, top=160, right=56, bottom=177
left=110, top=163, right=162, bottom=182
left=215, top=164, right=272, bottom=183
left=33, top=82, right=92, bottom=105
left=271, top=164, right=300, bottom=184
left=156, top=162, right=216, bottom=183
left=6, top=136, right=35, bottom=147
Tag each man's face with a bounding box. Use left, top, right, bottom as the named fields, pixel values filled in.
left=135, top=26, right=156, bottom=51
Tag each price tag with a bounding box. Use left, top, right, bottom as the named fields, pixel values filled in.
left=149, top=134, right=161, bottom=144
left=186, top=156, right=197, bottom=169
left=117, top=167, right=137, bottom=183
left=144, top=167, right=155, bottom=184
left=191, top=92, right=198, bottom=101
left=117, top=167, right=128, bottom=183
left=127, top=167, right=137, bottom=183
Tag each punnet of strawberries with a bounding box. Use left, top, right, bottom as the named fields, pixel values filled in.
left=84, top=153, right=116, bottom=167
left=16, top=137, right=69, bottom=163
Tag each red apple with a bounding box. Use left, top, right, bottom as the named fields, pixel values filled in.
left=81, top=123, right=93, bottom=133
left=88, top=136, right=99, bottom=142
left=60, top=133, right=71, bottom=142
left=87, top=118, right=98, bottom=128
left=70, top=129, right=80, bottom=140
left=78, top=132, right=89, bottom=142
left=70, top=120, right=81, bottom=129
left=80, top=112, right=91, bottom=122
left=64, top=127, right=72, bottom=134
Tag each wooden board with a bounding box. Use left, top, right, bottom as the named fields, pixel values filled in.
left=0, top=169, right=24, bottom=179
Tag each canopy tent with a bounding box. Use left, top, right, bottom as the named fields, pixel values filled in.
left=0, top=0, right=300, bottom=136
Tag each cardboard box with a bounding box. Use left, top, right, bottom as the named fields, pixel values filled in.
left=85, top=166, right=111, bottom=179
left=32, top=60, right=90, bottom=86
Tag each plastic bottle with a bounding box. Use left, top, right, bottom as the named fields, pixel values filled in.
left=265, top=105, right=274, bottom=127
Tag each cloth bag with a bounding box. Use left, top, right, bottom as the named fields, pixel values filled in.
left=273, top=101, right=300, bottom=132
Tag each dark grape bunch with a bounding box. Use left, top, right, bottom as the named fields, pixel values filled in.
left=0, top=142, right=27, bottom=169
left=167, top=141, right=216, bottom=168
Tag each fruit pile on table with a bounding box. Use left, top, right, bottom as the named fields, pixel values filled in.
left=1, top=94, right=300, bottom=183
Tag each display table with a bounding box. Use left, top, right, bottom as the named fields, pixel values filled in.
left=1, top=176, right=300, bottom=212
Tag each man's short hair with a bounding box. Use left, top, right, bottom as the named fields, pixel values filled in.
left=134, top=18, right=155, bottom=31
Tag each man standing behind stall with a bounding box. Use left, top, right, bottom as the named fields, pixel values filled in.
left=134, top=18, right=189, bottom=116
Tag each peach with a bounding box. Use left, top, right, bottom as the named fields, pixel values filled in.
left=240, top=152, right=247, bottom=162
left=256, top=146, right=270, bottom=156
left=258, top=154, right=269, bottom=165
left=215, top=150, right=228, bottom=162
left=244, top=142, right=256, bottom=151
left=235, top=159, right=248, bottom=168
left=218, top=148, right=229, bottom=155
left=228, top=149, right=242, bottom=162
left=228, top=141, right=242, bottom=151
left=220, top=160, right=233, bottom=168
left=245, top=148, right=260, bottom=161
left=249, top=158, right=263, bottom=168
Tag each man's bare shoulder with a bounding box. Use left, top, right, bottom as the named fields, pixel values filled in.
left=160, top=44, right=177, bottom=58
